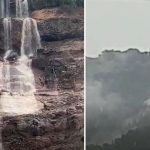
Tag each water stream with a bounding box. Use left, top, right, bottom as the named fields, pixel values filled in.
left=16, top=0, right=29, bottom=18
left=3, top=18, right=12, bottom=53
left=0, top=0, right=41, bottom=114
left=0, top=0, right=4, bottom=18
left=5, top=0, right=10, bottom=18
left=21, top=17, right=41, bottom=57
left=0, top=0, right=42, bottom=148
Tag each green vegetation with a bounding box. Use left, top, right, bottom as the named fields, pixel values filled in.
left=29, top=0, right=84, bottom=11
left=87, top=126, right=150, bottom=150
left=87, top=145, right=102, bottom=150
left=57, top=0, right=84, bottom=7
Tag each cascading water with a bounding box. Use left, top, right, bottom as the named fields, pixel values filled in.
left=0, top=0, right=11, bottom=18
left=19, top=0, right=41, bottom=95
left=3, top=18, right=12, bottom=53
left=16, top=0, right=29, bottom=18
left=21, top=18, right=41, bottom=57
left=0, top=0, right=42, bottom=115
left=0, top=1, right=12, bottom=149
left=5, top=0, right=10, bottom=17
left=17, top=0, right=41, bottom=57
left=0, top=0, right=42, bottom=148
left=3, top=17, right=12, bottom=92
left=0, top=0, right=4, bottom=18
left=32, top=18, right=41, bottom=53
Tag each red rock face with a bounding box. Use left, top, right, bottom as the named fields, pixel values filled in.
left=0, top=5, right=84, bottom=150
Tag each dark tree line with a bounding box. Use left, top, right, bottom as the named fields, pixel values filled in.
left=57, top=0, right=84, bottom=7
left=29, top=0, right=84, bottom=10
left=87, top=126, right=150, bottom=150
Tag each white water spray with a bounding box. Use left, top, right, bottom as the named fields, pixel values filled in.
left=17, top=0, right=41, bottom=57
left=0, top=0, right=42, bottom=115
left=0, top=0, right=43, bottom=148
left=16, top=0, right=29, bottom=18
left=3, top=18, right=12, bottom=93
left=1, top=15, right=12, bottom=95
left=5, top=0, right=10, bottom=17
left=21, top=18, right=41, bottom=57
left=0, top=0, right=11, bottom=18
left=3, top=18, right=12, bottom=52
left=0, top=0, right=42, bottom=112
left=0, top=0, right=4, bottom=18
left=16, top=0, right=41, bottom=95
left=0, top=2, right=12, bottom=148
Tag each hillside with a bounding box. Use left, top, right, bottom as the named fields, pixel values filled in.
left=0, top=0, right=84, bottom=149
left=87, top=49, right=150, bottom=149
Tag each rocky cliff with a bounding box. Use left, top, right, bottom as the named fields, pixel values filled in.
left=0, top=1, right=84, bottom=150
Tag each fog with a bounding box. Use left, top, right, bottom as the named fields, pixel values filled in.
left=87, top=50, right=150, bottom=144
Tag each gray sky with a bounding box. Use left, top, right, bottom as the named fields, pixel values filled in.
left=86, top=0, right=150, bottom=57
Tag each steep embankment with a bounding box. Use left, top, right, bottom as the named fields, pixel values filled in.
left=0, top=2, right=84, bottom=150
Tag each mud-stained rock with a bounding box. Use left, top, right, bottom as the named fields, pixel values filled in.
left=2, top=92, right=84, bottom=149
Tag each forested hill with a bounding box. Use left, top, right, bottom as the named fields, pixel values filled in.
left=87, top=125, right=150, bottom=150
left=87, top=49, right=150, bottom=150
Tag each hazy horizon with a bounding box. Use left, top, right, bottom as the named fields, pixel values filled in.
left=87, top=0, right=150, bottom=57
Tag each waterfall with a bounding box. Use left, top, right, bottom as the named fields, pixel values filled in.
left=32, top=19, right=41, bottom=53
left=3, top=50, right=12, bottom=91
left=16, top=0, right=40, bottom=96
left=0, top=0, right=4, bottom=18
left=21, top=18, right=41, bottom=57
left=0, top=0, right=10, bottom=18
left=16, top=0, right=29, bottom=18
left=4, top=62, right=10, bottom=91
left=0, top=0, right=41, bottom=96
left=16, top=0, right=22, bottom=18
left=22, top=0, right=29, bottom=17
left=3, top=18, right=12, bottom=52
left=3, top=18, right=12, bottom=92
left=19, top=16, right=39, bottom=93
left=5, top=0, right=10, bottom=17
left=17, top=57, right=36, bottom=94
left=0, top=0, right=42, bottom=149
left=16, top=0, right=41, bottom=57
left=0, top=0, right=41, bottom=113
left=17, top=0, right=41, bottom=95
left=21, top=18, right=32, bottom=56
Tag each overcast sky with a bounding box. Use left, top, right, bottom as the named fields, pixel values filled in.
left=86, top=0, right=150, bottom=57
